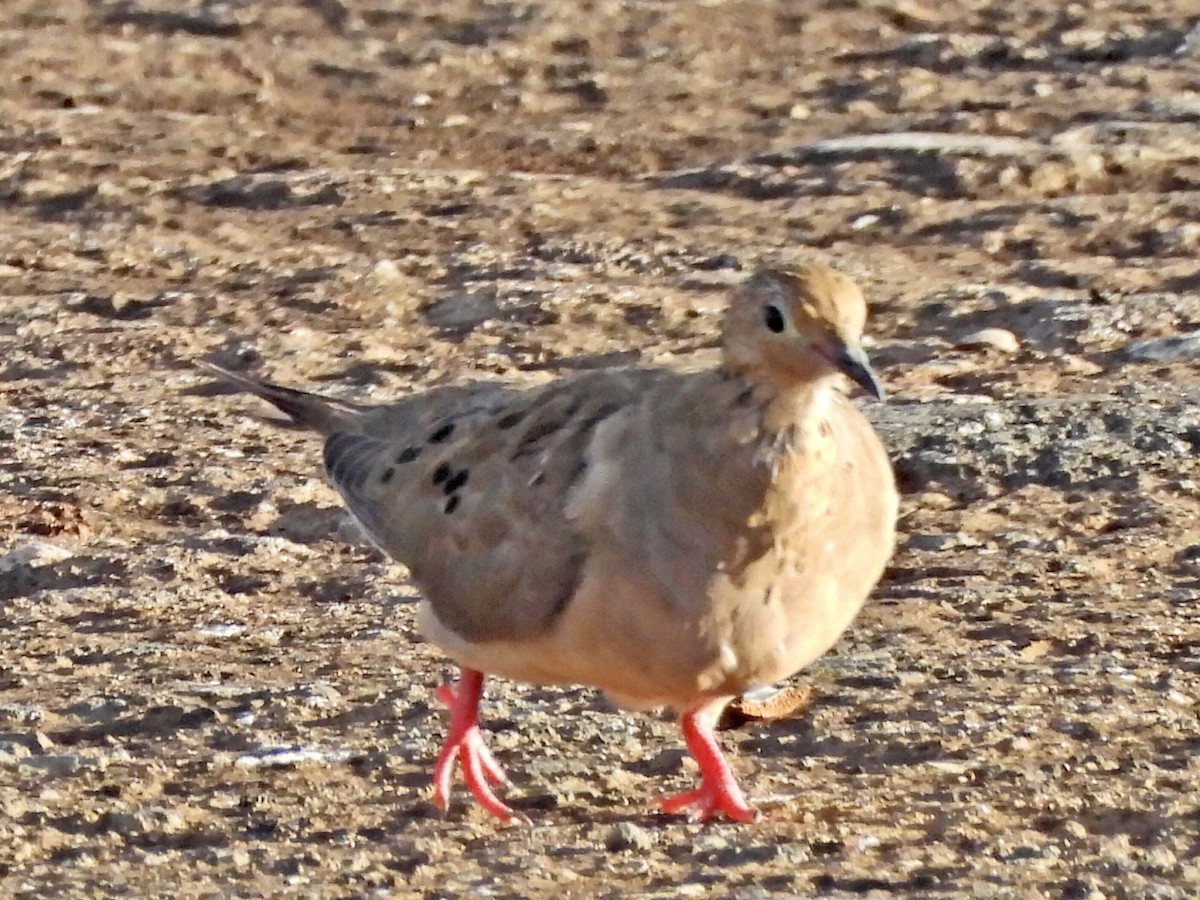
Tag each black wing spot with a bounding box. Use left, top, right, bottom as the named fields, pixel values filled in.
left=576, top=401, right=623, bottom=434
left=496, top=410, right=525, bottom=430
left=431, top=462, right=452, bottom=485
left=562, top=395, right=584, bottom=419
left=443, top=469, right=469, bottom=495
left=429, top=421, right=456, bottom=444
left=511, top=417, right=563, bottom=460
left=546, top=545, right=587, bottom=620
left=396, top=446, right=421, bottom=464
left=380, top=466, right=395, bottom=483
left=444, top=495, right=461, bottom=514
left=566, top=458, right=587, bottom=483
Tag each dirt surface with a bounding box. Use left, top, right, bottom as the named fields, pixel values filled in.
left=2, top=0, right=1200, bottom=896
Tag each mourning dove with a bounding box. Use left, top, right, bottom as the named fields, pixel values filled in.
left=201, top=263, right=897, bottom=823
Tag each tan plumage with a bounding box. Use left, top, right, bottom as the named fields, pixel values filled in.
left=201, top=263, right=898, bottom=822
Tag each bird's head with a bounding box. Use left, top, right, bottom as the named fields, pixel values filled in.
left=721, top=264, right=885, bottom=401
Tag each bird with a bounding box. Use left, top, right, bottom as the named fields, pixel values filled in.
left=199, top=263, right=898, bottom=823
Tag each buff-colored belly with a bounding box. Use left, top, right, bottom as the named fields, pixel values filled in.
left=417, top=537, right=886, bottom=712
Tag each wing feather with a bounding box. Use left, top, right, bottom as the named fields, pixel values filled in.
left=321, top=369, right=662, bottom=642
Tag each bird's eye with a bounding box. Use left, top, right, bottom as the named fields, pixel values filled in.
left=763, top=303, right=786, bottom=334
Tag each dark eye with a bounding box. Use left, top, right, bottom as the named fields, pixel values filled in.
left=763, top=304, right=786, bottom=334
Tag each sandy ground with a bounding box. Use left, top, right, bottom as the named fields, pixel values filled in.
left=1, top=0, right=1199, bottom=896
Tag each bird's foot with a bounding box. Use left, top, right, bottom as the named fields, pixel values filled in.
left=660, top=780, right=758, bottom=823
left=431, top=670, right=519, bottom=823
left=660, top=700, right=760, bottom=823
left=434, top=683, right=508, bottom=785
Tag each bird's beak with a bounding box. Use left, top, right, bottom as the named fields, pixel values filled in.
left=831, top=343, right=886, bottom=402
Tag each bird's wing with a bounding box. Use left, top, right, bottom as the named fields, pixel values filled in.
left=320, top=368, right=663, bottom=643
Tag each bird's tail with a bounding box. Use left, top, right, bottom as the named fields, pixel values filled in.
left=196, top=361, right=366, bottom=436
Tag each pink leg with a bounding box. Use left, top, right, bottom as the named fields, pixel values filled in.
left=661, top=699, right=758, bottom=823
left=430, top=667, right=515, bottom=822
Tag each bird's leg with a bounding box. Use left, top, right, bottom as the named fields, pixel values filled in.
left=431, top=667, right=515, bottom=822
left=434, top=681, right=507, bottom=786
left=660, top=698, right=758, bottom=822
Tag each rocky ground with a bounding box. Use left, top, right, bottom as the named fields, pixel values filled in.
left=1, top=0, right=1199, bottom=896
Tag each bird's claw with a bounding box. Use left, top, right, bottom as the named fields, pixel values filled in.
left=660, top=784, right=759, bottom=823
left=432, top=675, right=517, bottom=822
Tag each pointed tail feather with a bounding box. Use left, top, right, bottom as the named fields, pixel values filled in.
left=196, top=361, right=366, bottom=436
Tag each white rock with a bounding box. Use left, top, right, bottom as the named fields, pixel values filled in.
left=234, top=746, right=351, bottom=769
left=196, top=622, right=246, bottom=639
left=856, top=833, right=881, bottom=851
left=959, top=328, right=1020, bottom=353
left=372, top=258, right=402, bottom=281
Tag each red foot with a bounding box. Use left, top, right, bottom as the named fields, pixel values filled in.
left=660, top=704, right=759, bottom=823
left=430, top=668, right=517, bottom=822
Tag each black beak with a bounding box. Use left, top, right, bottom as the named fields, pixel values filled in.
left=834, top=343, right=886, bottom=402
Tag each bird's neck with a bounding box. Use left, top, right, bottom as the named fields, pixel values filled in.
left=724, top=367, right=843, bottom=435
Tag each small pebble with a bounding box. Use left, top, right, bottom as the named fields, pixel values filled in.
left=604, top=821, right=654, bottom=853
left=1056, top=353, right=1104, bottom=376
left=372, top=259, right=402, bottom=281
left=959, top=328, right=1021, bottom=354
left=856, top=833, right=881, bottom=851
left=1061, top=819, right=1089, bottom=839
left=904, top=532, right=971, bottom=552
